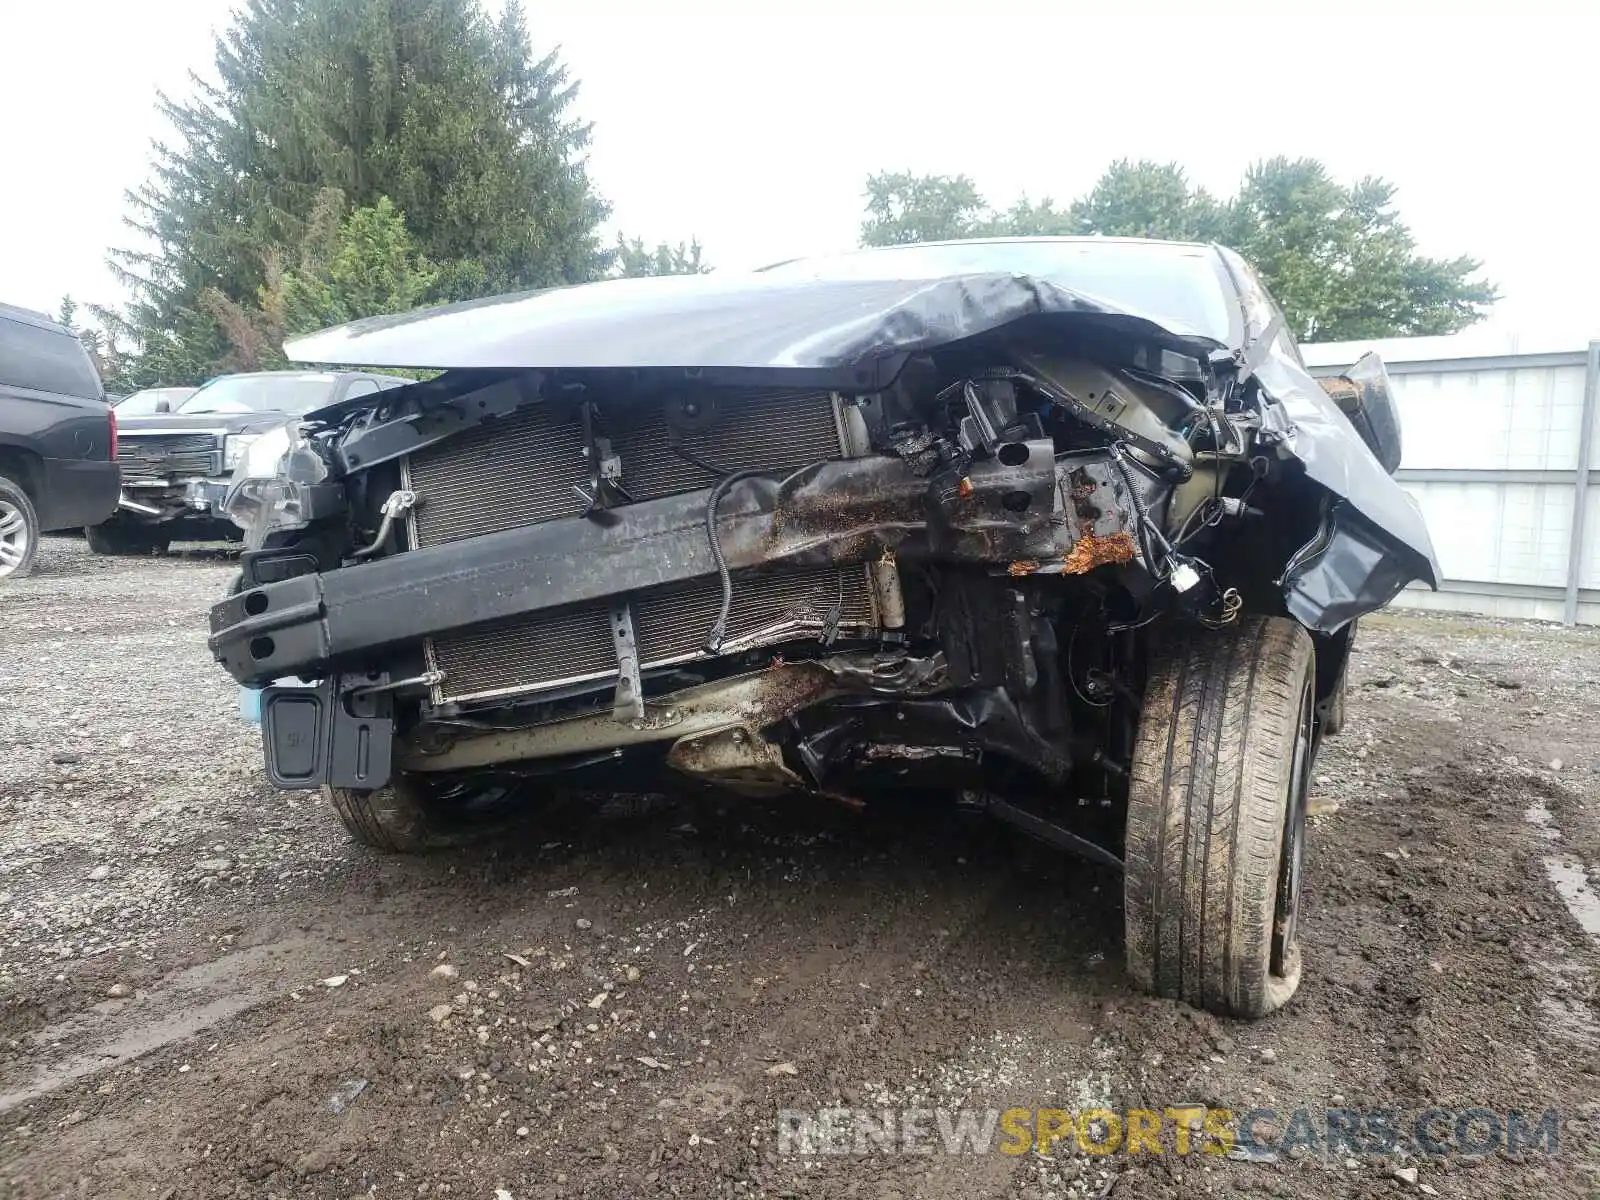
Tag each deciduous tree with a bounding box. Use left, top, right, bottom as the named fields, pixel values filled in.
left=614, top=235, right=709, bottom=278
left=860, top=173, right=989, bottom=247
left=858, top=158, right=1497, bottom=341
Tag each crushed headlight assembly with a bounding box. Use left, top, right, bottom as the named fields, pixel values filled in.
left=222, top=424, right=334, bottom=544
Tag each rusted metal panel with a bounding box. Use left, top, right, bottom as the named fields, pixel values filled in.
left=396, top=651, right=949, bottom=775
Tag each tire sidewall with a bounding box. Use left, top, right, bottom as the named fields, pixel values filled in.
left=86, top=518, right=167, bottom=556
left=1124, top=617, right=1316, bottom=1018
left=0, top=473, right=41, bottom=580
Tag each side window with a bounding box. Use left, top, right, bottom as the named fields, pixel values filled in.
left=342, top=379, right=381, bottom=401
left=0, top=317, right=103, bottom=398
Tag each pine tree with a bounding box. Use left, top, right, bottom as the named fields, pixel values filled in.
left=109, top=0, right=610, bottom=383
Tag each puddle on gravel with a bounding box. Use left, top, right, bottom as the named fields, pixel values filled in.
left=1525, top=799, right=1600, bottom=942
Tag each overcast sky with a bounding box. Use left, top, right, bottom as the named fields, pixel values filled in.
left=2, top=0, right=1594, bottom=343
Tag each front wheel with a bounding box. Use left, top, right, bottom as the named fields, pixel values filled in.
left=1124, top=616, right=1316, bottom=1019
left=324, top=772, right=534, bottom=853
left=325, top=775, right=440, bottom=853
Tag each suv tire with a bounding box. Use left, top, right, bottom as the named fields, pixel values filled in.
left=1124, top=616, right=1316, bottom=1019
left=85, top=520, right=170, bottom=556
left=325, top=776, right=441, bottom=853
left=0, top=473, right=40, bottom=580
left=324, top=773, right=529, bottom=853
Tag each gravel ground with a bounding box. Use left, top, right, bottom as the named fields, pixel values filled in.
left=1, top=536, right=1598, bottom=1199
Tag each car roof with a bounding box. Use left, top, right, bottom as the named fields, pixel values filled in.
left=199, top=369, right=409, bottom=377
left=864, top=235, right=1210, bottom=251
left=199, top=370, right=340, bottom=381
left=0, top=302, right=76, bottom=336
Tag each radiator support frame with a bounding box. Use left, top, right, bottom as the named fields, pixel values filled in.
left=398, top=388, right=886, bottom=709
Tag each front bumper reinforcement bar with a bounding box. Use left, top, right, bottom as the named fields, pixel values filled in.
left=210, top=444, right=1135, bottom=687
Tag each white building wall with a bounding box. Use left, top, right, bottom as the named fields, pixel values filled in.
left=1301, top=334, right=1598, bottom=625
left=1405, top=479, right=1572, bottom=588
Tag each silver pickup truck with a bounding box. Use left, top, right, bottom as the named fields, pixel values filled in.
left=98, top=370, right=410, bottom=554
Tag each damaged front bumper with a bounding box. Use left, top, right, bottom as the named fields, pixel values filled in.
left=209, top=440, right=1139, bottom=688
left=117, top=476, right=234, bottom=523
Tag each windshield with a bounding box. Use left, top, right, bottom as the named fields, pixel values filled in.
left=758, top=240, right=1235, bottom=344
left=116, top=387, right=196, bottom=415
left=179, top=374, right=337, bottom=415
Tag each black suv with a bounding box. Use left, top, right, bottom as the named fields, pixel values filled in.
left=0, top=303, right=119, bottom=579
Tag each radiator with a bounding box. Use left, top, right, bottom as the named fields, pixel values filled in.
left=404, top=389, right=848, bottom=548
left=426, top=565, right=877, bottom=705
left=401, top=388, right=876, bottom=706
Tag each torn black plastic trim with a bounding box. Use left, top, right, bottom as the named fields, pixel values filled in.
left=1282, top=503, right=1421, bottom=634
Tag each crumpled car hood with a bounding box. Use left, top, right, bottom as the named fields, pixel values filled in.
left=288, top=261, right=1440, bottom=623
left=285, top=270, right=1219, bottom=372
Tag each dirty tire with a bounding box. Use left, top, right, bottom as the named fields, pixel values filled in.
left=324, top=775, right=440, bottom=854
left=1319, top=620, right=1356, bottom=738
left=1124, top=615, right=1316, bottom=1019
left=1320, top=667, right=1348, bottom=737
left=0, top=473, right=40, bottom=580
left=324, top=773, right=535, bottom=853
left=85, top=520, right=166, bottom=556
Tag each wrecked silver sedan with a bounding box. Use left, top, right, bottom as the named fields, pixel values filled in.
left=208, top=238, right=1437, bottom=1018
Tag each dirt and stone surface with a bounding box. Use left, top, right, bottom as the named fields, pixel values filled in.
left=2, top=536, right=1598, bottom=1199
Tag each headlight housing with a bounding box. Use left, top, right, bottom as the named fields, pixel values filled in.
left=223, top=432, right=262, bottom=473
left=235, top=424, right=296, bottom=482
left=222, top=423, right=335, bottom=546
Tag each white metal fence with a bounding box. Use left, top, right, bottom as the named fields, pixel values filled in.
left=1301, top=332, right=1600, bottom=626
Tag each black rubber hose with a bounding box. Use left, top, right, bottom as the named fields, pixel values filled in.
left=702, top=469, right=767, bottom=653
left=669, top=435, right=732, bottom=481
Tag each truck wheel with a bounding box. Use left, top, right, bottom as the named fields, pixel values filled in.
left=0, top=474, right=41, bottom=580
left=324, top=775, right=441, bottom=853
left=1124, top=616, right=1316, bottom=1019
left=85, top=520, right=165, bottom=556
left=323, top=773, right=523, bottom=853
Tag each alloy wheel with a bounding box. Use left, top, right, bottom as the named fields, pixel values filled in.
left=0, top=499, right=30, bottom=579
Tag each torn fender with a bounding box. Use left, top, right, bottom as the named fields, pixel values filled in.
left=1282, top=504, right=1420, bottom=634
left=1213, top=247, right=1440, bottom=618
